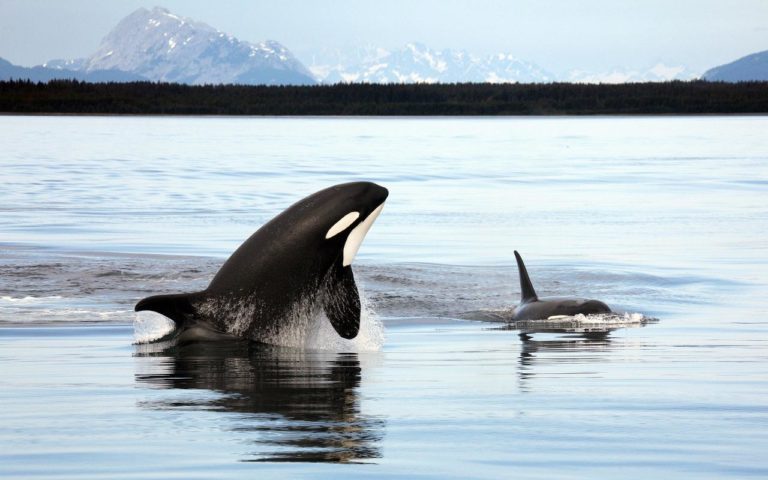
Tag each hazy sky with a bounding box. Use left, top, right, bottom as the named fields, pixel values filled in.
left=1, top=0, right=766, bottom=74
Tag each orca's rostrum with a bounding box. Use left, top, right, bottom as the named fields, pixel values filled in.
left=135, top=182, right=388, bottom=344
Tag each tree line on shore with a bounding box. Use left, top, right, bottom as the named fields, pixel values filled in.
left=1, top=79, right=767, bottom=115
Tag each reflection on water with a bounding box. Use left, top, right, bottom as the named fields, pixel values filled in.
left=491, top=318, right=652, bottom=393
left=135, top=342, right=384, bottom=463
left=516, top=333, right=612, bottom=392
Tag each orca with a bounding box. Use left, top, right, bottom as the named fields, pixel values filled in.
left=510, top=251, right=612, bottom=321
left=135, top=182, right=388, bottom=344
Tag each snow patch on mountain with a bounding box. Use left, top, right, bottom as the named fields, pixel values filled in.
left=309, top=43, right=553, bottom=84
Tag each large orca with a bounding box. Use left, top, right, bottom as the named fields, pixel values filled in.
left=510, top=251, right=612, bottom=321
left=135, top=182, right=388, bottom=344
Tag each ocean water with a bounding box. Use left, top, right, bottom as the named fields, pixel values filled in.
left=1, top=115, right=767, bottom=478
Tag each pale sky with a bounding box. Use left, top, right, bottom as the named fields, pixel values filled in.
left=0, top=0, right=766, bottom=74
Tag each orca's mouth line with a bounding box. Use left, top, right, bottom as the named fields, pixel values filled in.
left=343, top=202, right=385, bottom=266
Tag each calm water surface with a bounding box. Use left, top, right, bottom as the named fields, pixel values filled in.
left=1, top=116, right=767, bottom=478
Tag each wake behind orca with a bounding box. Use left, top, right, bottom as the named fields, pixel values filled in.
left=510, top=250, right=612, bottom=321
left=135, top=182, right=388, bottom=345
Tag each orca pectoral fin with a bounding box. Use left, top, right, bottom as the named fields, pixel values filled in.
left=135, top=293, right=198, bottom=327
left=322, top=264, right=361, bottom=340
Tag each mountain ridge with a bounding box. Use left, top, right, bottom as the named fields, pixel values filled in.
left=0, top=56, right=147, bottom=83
left=309, top=42, right=555, bottom=84
left=703, top=50, right=768, bottom=82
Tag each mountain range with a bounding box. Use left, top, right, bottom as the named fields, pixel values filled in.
left=306, top=44, right=698, bottom=84
left=0, top=6, right=765, bottom=85
left=307, top=43, right=555, bottom=83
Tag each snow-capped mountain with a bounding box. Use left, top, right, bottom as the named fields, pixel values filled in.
left=47, top=7, right=315, bottom=85
left=310, top=43, right=553, bottom=84
left=308, top=43, right=696, bottom=84
left=702, top=50, right=768, bottom=82
left=566, top=63, right=698, bottom=84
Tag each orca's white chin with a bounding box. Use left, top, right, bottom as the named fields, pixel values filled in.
left=134, top=310, right=176, bottom=344
left=342, top=202, right=385, bottom=266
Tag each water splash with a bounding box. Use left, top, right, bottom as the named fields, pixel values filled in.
left=1, top=295, right=64, bottom=304
left=257, top=288, right=384, bottom=352
left=512, top=312, right=658, bottom=334
left=306, top=288, right=384, bottom=352
left=132, top=290, right=384, bottom=352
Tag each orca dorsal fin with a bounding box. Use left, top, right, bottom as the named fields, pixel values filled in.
left=514, top=251, right=538, bottom=303
left=135, top=293, right=198, bottom=327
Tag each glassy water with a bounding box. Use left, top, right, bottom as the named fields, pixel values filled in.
left=1, top=116, right=766, bottom=478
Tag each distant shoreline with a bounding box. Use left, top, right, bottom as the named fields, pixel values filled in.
left=2, top=80, right=767, bottom=115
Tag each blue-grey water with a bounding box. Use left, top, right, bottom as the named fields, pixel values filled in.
left=1, top=116, right=767, bottom=478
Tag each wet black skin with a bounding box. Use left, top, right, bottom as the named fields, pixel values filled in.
left=510, top=251, right=612, bottom=321
left=135, top=182, right=388, bottom=342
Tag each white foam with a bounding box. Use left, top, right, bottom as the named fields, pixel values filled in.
left=133, top=310, right=176, bottom=344
left=515, top=312, right=656, bottom=332
left=258, top=289, right=384, bottom=352
left=1, top=295, right=63, bottom=304
left=569, top=312, right=651, bottom=326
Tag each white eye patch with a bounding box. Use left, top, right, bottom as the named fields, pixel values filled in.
left=325, top=211, right=360, bottom=239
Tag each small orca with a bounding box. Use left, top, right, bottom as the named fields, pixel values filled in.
left=135, top=182, right=388, bottom=344
left=510, top=251, right=612, bottom=321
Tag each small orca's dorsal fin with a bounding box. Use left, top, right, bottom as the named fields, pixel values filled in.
left=514, top=250, right=538, bottom=303
left=135, top=293, right=198, bottom=327
left=322, top=262, right=361, bottom=340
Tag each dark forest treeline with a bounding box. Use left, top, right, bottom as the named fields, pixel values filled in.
left=1, top=79, right=768, bottom=115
